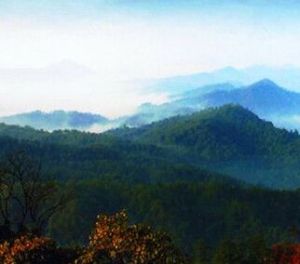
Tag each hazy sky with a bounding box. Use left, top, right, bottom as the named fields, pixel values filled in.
left=1, top=0, right=300, bottom=117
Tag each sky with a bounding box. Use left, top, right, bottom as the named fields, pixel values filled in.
left=1, top=0, right=300, bottom=117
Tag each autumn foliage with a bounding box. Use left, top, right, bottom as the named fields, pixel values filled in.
left=4, top=211, right=300, bottom=264
left=0, top=235, right=55, bottom=264
left=270, top=244, right=300, bottom=264
left=0, top=211, right=186, bottom=263
left=76, top=210, right=187, bottom=264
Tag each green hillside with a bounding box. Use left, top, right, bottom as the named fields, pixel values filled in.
left=110, top=104, right=300, bottom=188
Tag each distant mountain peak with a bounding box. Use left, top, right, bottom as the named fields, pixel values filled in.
left=45, top=60, right=95, bottom=75
left=258, top=78, right=278, bottom=85
left=249, top=79, right=280, bottom=89
left=215, top=66, right=239, bottom=74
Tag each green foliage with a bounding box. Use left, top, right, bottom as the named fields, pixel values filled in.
left=1, top=105, right=300, bottom=262
left=48, top=179, right=300, bottom=259
left=110, top=104, right=300, bottom=188
left=2, top=105, right=300, bottom=187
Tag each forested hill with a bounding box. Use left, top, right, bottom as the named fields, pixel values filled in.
left=111, top=104, right=299, bottom=159
left=110, top=104, right=300, bottom=188
left=3, top=106, right=300, bottom=259
left=0, top=121, right=235, bottom=185
left=2, top=105, right=300, bottom=187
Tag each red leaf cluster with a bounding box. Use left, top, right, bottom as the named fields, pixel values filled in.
left=271, top=244, right=300, bottom=264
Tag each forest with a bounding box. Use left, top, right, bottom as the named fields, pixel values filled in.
left=1, top=105, right=300, bottom=263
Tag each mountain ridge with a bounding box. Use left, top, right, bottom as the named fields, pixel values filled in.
left=125, top=79, right=300, bottom=130
left=3, top=78, right=300, bottom=132
left=201, top=79, right=300, bottom=116
left=139, top=65, right=300, bottom=94
left=0, top=110, right=109, bottom=131
left=110, top=104, right=300, bottom=188
left=1, top=104, right=300, bottom=188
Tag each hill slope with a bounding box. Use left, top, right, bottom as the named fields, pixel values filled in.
left=111, top=105, right=300, bottom=188
left=0, top=122, right=234, bottom=185
left=2, top=105, right=300, bottom=188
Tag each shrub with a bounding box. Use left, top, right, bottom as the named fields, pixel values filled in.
left=76, top=210, right=187, bottom=264
left=0, top=235, right=55, bottom=264
left=0, top=235, right=79, bottom=264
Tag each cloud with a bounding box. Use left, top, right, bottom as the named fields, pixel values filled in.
left=0, top=61, right=169, bottom=117
left=1, top=1, right=300, bottom=116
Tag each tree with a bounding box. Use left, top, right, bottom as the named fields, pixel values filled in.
left=76, top=210, right=187, bottom=264
left=0, top=151, right=70, bottom=237
left=0, top=235, right=55, bottom=264
left=271, top=243, right=300, bottom=264
left=0, top=234, right=80, bottom=264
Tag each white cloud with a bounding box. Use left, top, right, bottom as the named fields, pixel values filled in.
left=0, top=14, right=300, bottom=116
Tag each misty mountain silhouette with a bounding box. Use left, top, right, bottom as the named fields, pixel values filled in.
left=200, top=79, right=300, bottom=116
left=125, top=79, right=300, bottom=129
left=0, top=110, right=109, bottom=131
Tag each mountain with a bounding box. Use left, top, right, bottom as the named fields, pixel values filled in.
left=112, top=104, right=294, bottom=154
left=111, top=104, right=300, bottom=188
left=0, top=110, right=109, bottom=131
left=139, top=65, right=300, bottom=95
left=184, top=79, right=300, bottom=130
left=122, top=83, right=237, bottom=127
left=5, top=77, right=300, bottom=131
left=2, top=108, right=300, bottom=255
left=136, top=66, right=242, bottom=95
left=2, top=110, right=300, bottom=257
left=126, top=79, right=300, bottom=130
left=3, top=105, right=300, bottom=188
left=200, top=79, right=300, bottom=116
left=178, top=82, right=237, bottom=99
left=0, top=60, right=94, bottom=82
left=0, top=120, right=236, bottom=187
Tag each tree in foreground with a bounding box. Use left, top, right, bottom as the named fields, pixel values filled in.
left=0, top=151, right=70, bottom=238
left=0, top=235, right=55, bottom=264
left=76, top=210, right=187, bottom=264
left=0, top=234, right=80, bottom=264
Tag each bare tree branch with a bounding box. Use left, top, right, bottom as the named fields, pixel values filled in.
left=0, top=151, right=72, bottom=235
